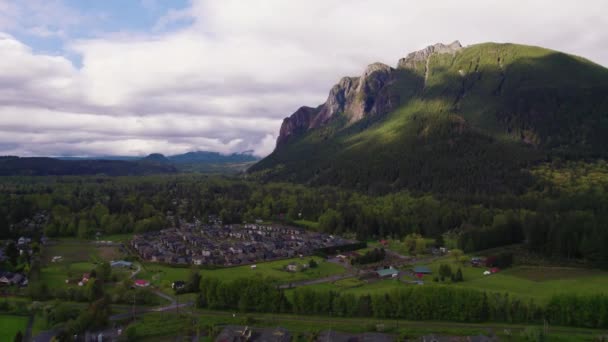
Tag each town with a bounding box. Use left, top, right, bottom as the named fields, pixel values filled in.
left=131, top=223, right=354, bottom=266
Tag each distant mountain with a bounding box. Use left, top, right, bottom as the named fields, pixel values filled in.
left=140, top=153, right=172, bottom=164
left=167, top=151, right=258, bottom=164
left=3, top=151, right=261, bottom=176
left=0, top=156, right=177, bottom=176
left=250, top=41, right=608, bottom=193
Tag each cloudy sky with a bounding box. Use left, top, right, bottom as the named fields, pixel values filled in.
left=0, top=0, right=607, bottom=157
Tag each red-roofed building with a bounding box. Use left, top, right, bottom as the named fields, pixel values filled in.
left=134, top=279, right=150, bottom=287
left=490, top=267, right=500, bottom=274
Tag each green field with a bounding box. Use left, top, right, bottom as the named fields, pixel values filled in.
left=419, top=262, right=608, bottom=302
left=140, top=256, right=346, bottom=292
left=292, top=220, right=320, bottom=230
left=38, top=240, right=129, bottom=289
left=124, top=310, right=606, bottom=341
left=290, top=277, right=406, bottom=296
left=0, top=315, right=28, bottom=341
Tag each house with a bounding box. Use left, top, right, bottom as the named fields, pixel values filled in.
left=376, top=267, right=399, bottom=278
left=0, top=271, right=28, bottom=286
left=17, top=237, right=31, bottom=246
left=51, top=256, right=63, bottom=263
left=110, top=260, right=133, bottom=268
left=251, top=265, right=257, bottom=269
left=286, top=264, right=298, bottom=272
left=413, top=266, right=432, bottom=275
left=490, top=267, right=500, bottom=274
left=81, top=273, right=91, bottom=284
left=471, top=257, right=485, bottom=267
left=483, top=271, right=491, bottom=276
left=172, top=280, right=186, bottom=290
left=134, top=279, right=150, bottom=287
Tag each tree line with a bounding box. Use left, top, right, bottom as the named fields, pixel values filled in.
left=193, top=275, right=608, bottom=329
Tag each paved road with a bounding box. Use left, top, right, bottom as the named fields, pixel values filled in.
left=129, top=263, right=142, bottom=279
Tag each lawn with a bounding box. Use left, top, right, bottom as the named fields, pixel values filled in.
left=0, top=315, right=29, bottom=341
left=141, top=256, right=346, bottom=292
left=419, top=261, right=608, bottom=302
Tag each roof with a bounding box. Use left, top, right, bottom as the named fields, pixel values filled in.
left=135, top=279, right=149, bottom=285
left=111, top=260, right=132, bottom=267
left=376, top=268, right=399, bottom=277
left=413, top=266, right=432, bottom=274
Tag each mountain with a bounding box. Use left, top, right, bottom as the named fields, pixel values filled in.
left=140, top=153, right=172, bottom=164
left=250, top=42, right=608, bottom=193
left=167, top=151, right=258, bottom=164
left=0, top=156, right=177, bottom=176
left=0, top=150, right=260, bottom=176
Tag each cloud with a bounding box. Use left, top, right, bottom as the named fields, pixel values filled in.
left=0, top=0, right=607, bottom=157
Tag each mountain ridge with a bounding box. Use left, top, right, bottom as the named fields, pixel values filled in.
left=250, top=41, right=608, bottom=193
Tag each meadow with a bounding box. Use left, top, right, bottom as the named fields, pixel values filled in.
left=37, top=239, right=130, bottom=289
left=140, top=256, right=346, bottom=292
left=0, top=314, right=28, bottom=341
left=417, top=261, right=608, bottom=302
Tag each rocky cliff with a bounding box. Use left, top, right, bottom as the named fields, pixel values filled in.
left=276, top=41, right=462, bottom=147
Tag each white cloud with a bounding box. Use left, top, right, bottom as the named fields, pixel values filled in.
left=0, top=0, right=607, bottom=157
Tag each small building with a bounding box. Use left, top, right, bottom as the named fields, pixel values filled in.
left=376, top=267, right=399, bottom=278
left=110, top=260, right=133, bottom=268
left=413, top=266, right=432, bottom=274
left=82, top=273, right=91, bottom=284
left=286, top=264, right=298, bottom=272
left=172, top=280, right=186, bottom=290
left=250, top=265, right=257, bottom=269
left=134, top=279, right=150, bottom=287
left=0, top=271, right=27, bottom=286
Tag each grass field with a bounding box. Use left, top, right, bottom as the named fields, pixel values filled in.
left=124, top=309, right=607, bottom=341
left=292, top=220, right=320, bottom=230
left=420, top=261, right=608, bottom=302
left=140, top=256, right=346, bottom=292
left=0, top=315, right=28, bottom=341
left=38, top=240, right=129, bottom=289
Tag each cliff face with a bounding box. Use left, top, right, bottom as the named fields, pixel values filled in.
left=276, top=106, right=318, bottom=145
left=275, top=42, right=462, bottom=148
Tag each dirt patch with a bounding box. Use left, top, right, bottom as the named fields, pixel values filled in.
left=96, top=245, right=123, bottom=261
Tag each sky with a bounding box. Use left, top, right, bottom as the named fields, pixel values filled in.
left=0, top=0, right=607, bottom=157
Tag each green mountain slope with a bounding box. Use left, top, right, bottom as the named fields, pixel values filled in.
left=250, top=42, right=608, bottom=193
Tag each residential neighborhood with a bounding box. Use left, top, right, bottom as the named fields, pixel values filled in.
left=131, top=223, right=354, bottom=266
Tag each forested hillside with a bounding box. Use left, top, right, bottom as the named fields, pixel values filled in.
left=250, top=42, right=608, bottom=194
